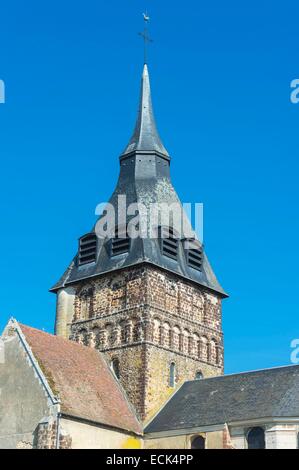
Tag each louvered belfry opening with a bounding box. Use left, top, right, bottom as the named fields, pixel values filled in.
left=185, top=239, right=203, bottom=271
left=159, top=226, right=179, bottom=260
left=78, top=233, right=97, bottom=265
left=111, top=227, right=130, bottom=257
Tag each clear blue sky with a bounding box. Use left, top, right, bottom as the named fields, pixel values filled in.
left=0, top=0, right=298, bottom=374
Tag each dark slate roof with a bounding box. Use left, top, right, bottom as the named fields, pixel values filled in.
left=18, top=323, right=142, bottom=435
left=145, top=365, right=299, bottom=433
left=51, top=65, right=226, bottom=297
left=121, top=64, right=170, bottom=158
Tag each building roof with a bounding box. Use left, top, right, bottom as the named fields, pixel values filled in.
left=145, top=365, right=299, bottom=434
left=51, top=64, right=227, bottom=298
left=18, top=323, right=142, bottom=435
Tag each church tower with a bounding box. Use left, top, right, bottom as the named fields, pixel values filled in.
left=51, top=64, right=227, bottom=421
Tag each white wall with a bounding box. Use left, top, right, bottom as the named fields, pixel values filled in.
left=61, top=418, right=142, bottom=449
left=266, top=424, right=297, bottom=449
left=230, top=423, right=299, bottom=449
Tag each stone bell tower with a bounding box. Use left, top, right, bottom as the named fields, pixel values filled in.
left=51, top=64, right=227, bottom=421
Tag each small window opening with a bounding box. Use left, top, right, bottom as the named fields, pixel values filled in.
left=111, top=227, right=130, bottom=257
left=111, top=358, right=120, bottom=379
left=247, top=427, right=265, bottom=449
left=169, top=362, right=176, bottom=388
left=191, top=436, right=205, bottom=449
left=159, top=226, right=178, bottom=261
left=184, top=239, right=203, bottom=271
left=78, top=234, right=97, bottom=265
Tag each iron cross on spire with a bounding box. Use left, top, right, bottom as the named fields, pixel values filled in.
left=139, top=12, right=153, bottom=64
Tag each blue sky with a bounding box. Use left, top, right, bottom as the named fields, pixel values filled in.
left=0, top=0, right=298, bottom=374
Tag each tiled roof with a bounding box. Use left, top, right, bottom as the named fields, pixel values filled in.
left=19, top=324, right=142, bottom=435
left=145, top=365, right=299, bottom=434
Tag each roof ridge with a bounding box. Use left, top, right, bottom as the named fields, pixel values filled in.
left=183, top=363, right=299, bottom=385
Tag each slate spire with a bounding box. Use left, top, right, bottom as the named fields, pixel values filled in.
left=121, top=64, right=170, bottom=159
left=51, top=64, right=227, bottom=298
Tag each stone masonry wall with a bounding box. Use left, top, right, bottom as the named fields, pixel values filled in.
left=68, top=264, right=224, bottom=420
left=35, top=418, right=72, bottom=449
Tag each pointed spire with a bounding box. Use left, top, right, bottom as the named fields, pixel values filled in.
left=121, top=64, right=170, bottom=159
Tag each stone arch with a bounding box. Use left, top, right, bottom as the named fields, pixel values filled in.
left=171, top=325, right=181, bottom=351
left=182, top=329, right=191, bottom=354
left=191, top=435, right=205, bottom=449
left=153, top=317, right=162, bottom=344
left=119, top=320, right=127, bottom=344
left=195, top=371, right=203, bottom=380
left=98, top=328, right=107, bottom=348
left=200, top=335, right=209, bottom=362
left=111, top=323, right=121, bottom=346
left=104, top=323, right=113, bottom=347
left=162, top=322, right=171, bottom=348
left=247, top=427, right=265, bottom=449
left=210, top=338, right=218, bottom=364
left=192, top=333, right=200, bottom=358
left=124, top=319, right=133, bottom=344
left=216, top=344, right=222, bottom=366
left=135, top=319, right=145, bottom=342
left=131, top=317, right=139, bottom=342
left=77, top=328, right=88, bottom=346
left=90, top=326, right=100, bottom=348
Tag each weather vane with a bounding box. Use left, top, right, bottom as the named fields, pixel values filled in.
left=139, top=11, right=153, bottom=64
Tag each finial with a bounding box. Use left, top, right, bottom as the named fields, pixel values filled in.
left=139, top=11, right=153, bottom=64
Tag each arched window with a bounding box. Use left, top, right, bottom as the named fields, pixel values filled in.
left=195, top=371, right=203, bottom=380
left=169, top=362, right=176, bottom=388
left=191, top=435, right=205, bottom=449
left=247, top=427, right=265, bottom=449
left=111, top=358, right=120, bottom=379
